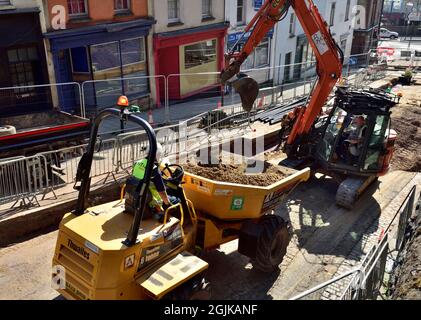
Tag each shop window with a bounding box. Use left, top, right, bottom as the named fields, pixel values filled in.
left=202, top=0, right=212, bottom=18
left=7, top=47, right=39, bottom=92
left=115, top=0, right=130, bottom=12
left=67, top=0, right=88, bottom=16
left=244, top=52, right=255, bottom=70
left=91, top=41, right=120, bottom=72
left=240, top=38, right=270, bottom=69
left=168, top=0, right=180, bottom=23
left=121, top=38, right=145, bottom=66
left=184, top=39, right=217, bottom=69
left=255, top=40, right=269, bottom=67
left=88, top=38, right=148, bottom=108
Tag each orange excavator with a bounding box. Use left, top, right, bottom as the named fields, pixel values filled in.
left=221, top=0, right=400, bottom=208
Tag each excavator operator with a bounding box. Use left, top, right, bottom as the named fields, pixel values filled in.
left=339, top=115, right=367, bottom=164
left=346, top=116, right=367, bottom=160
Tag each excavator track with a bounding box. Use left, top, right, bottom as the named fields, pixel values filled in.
left=336, top=176, right=377, bottom=209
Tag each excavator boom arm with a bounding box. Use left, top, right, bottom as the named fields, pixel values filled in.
left=221, top=0, right=343, bottom=148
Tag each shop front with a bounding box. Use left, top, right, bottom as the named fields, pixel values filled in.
left=45, top=18, right=154, bottom=115
left=226, top=28, right=274, bottom=85
left=154, top=23, right=228, bottom=102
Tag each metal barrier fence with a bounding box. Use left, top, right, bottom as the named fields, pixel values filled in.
left=0, top=82, right=83, bottom=117
left=0, top=51, right=403, bottom=209
left=81, top=75, right=165, bottom=121
left=0, top=155, right=52, bottom=208
left=290, top=185, right=419, bottom=300
left=35, top=138, right=117, bottom=189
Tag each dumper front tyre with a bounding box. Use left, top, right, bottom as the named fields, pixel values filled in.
left=253, top=215, right=291, bottom=273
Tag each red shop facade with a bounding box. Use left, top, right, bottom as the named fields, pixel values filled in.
left=153, top=23, right=228, bottom=103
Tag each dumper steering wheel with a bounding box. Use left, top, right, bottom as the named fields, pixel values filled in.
left=161, top=164, right=184, bottom=185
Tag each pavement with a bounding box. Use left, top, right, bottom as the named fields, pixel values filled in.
left=378, top=38, right=421, bottom=52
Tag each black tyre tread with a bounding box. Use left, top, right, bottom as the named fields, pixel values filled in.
left=336, top=178, right=361, bottom=209
left=253, top=215, right=291, bottom=273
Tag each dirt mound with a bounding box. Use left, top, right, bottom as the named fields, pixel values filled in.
left=391, top=85, right=421, bottom=172
left=184, top=162, right=289, bottom=187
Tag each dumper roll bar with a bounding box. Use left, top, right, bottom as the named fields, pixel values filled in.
left=73, top=108, right=157, bottom=247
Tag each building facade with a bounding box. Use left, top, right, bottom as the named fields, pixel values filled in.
left=0, top=0, right=51, bottom=114
left=382, top=0, right=421, bottom=38
left=273, top=0, right=357, bottom=85
left=225, top=0, right=276, bottom=86
left=43, top=0, right=154, bottom=115
left=151, top=0, right=227, bottom=102
left=383, top=0, right=421, bottom=24
left=351, top=0, right=384, bottom=56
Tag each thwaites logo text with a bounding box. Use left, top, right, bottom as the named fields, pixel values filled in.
left=67, top=239, right=90, bottom=260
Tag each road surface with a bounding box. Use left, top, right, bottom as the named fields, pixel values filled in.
left=378, top=38, right=421, bottom=52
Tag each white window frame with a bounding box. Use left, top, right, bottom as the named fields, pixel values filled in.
left=289, top=13, right=296, bottom=36
left=202, top=0, right=212, bottom=18
left=67, top=0, right=88, bottom=17
left=254, top=38, right=270, bottom=68
left=168, top=0, right=180, bottom=23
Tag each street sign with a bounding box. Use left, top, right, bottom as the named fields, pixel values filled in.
left=254, top=0, right=263, bottom=10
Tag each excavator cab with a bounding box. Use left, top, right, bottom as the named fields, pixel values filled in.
left=313, top=87, right=400, bottom=208
left=315, top=87, right=400, bottom=176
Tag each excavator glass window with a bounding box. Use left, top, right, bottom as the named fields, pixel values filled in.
left=317, top=107, right=348, bottom=162
left=363, top=115, right=389, bottom=171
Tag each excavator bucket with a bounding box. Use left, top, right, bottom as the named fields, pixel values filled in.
left=231, top=76, right=259, bottom=112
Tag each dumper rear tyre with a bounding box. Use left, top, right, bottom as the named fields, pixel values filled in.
left=253, top=215, right=291, bottom=273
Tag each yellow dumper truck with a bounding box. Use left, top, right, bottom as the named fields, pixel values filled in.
left=52, top=108, right=310, bottom=300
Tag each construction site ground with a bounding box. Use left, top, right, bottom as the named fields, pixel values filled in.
left=0, top=73, right=420, bottom=300
left=0, top=170, right=419, bottom=300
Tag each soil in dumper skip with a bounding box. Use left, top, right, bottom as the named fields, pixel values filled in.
left=184, top=163, right=290, bottom=187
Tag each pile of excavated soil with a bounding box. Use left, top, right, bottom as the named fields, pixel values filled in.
left=184, top=162, right=290, bottom=187
left=391, top=83, right=421, bottom=172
